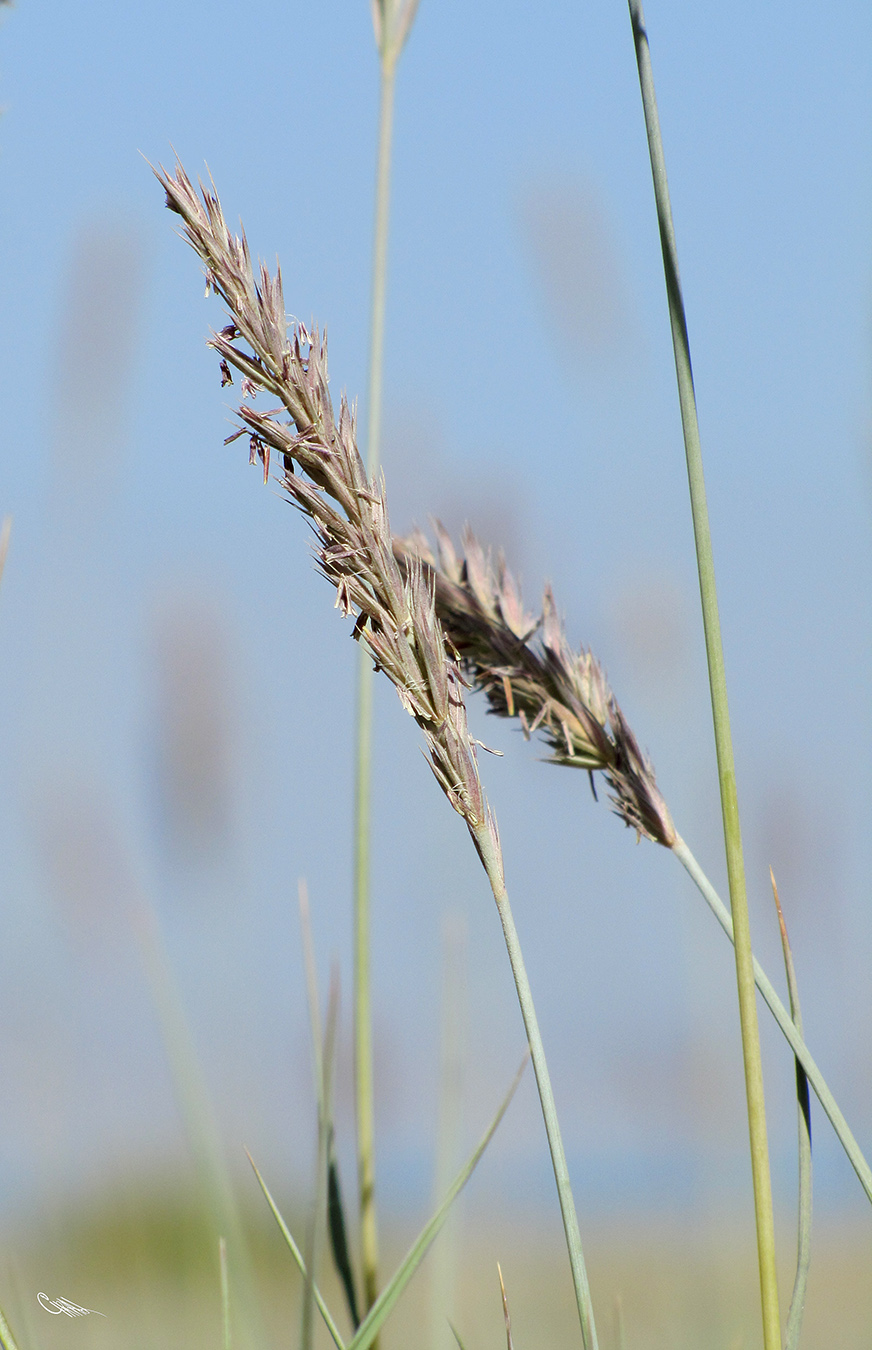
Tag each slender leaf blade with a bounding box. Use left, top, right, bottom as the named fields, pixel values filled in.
left=246, top=1151, right=346, bottom=1350
left=346, top=1055, right=528, bottom=1350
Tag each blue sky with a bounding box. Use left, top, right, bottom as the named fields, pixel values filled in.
left=0, top=0, right=871, bottom=1239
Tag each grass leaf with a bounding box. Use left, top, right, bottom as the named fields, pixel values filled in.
left=328, top=1153, right=361, bottom=1329
left=345, top=1055, right=528, bottom=1350
left=771, top=870, right=812, bottom=1350
left=246, top=1151, right=346, bottom=1350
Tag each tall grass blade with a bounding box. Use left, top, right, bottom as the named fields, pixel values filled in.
left=626, top=4, right=780, bottom=1344
left=771, top=869, right=812, bottom=1350
left=354, top=0, right=421, bottom=1316
left=345, top=1054, right=528, bottom=1350
left=449, top=1325, right=469, bottom=1350
left=246, top=1152, right=347, bottom=1350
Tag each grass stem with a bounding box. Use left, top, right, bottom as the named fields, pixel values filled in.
left=354, top=40, right=398, bottom=1323
left=472, top=821, right=598, bottom=1350
left=627, top=4, right=780, bottom=1344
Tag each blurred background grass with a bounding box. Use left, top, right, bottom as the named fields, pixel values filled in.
left=4, top=1186, right=872, bottom=1350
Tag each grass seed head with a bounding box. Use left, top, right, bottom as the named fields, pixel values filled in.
left=157, top=159, right=489, bottom=842
left=397, top=526, right=676, bottom=848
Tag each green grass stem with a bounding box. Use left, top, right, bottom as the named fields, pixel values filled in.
left=353, top=641, right=378, bottom=1314
left=472, top=821, right=598, bottom=1350
left=353, top=5, right=405, bottom=1318
left=771, top=870, right=812, bottom=1350
left=628, top=5, right=780, bottom=1344
left=247, top=1153, right=347, bottom=1350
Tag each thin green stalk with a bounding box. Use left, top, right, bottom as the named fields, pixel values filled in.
left=354, top=23, right=399, bottom=1324
left=353, top=643, right=378, bottom=1315
left=627, top=5, right=780, bottom=1345
left=771, top=870, right=812, bottom=1350
left=247, top=1152, right=347, bottom=1350
left=365, top=56, right=396, bottom=482
left=672, top=834, right=872, bottom=1202
left=472, top=822, right=598, bottom=1350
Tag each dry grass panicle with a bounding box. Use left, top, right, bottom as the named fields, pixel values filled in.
left=397, top=524, right=676, bottom=847
left=156, top=159, right=497, bottom=859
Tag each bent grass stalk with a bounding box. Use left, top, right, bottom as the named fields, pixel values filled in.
left=355, top=3, right=420, bottom=1318
left=393, top=525, right=872, bottom=1201
left=157, top=158, right=598, bottom=1348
